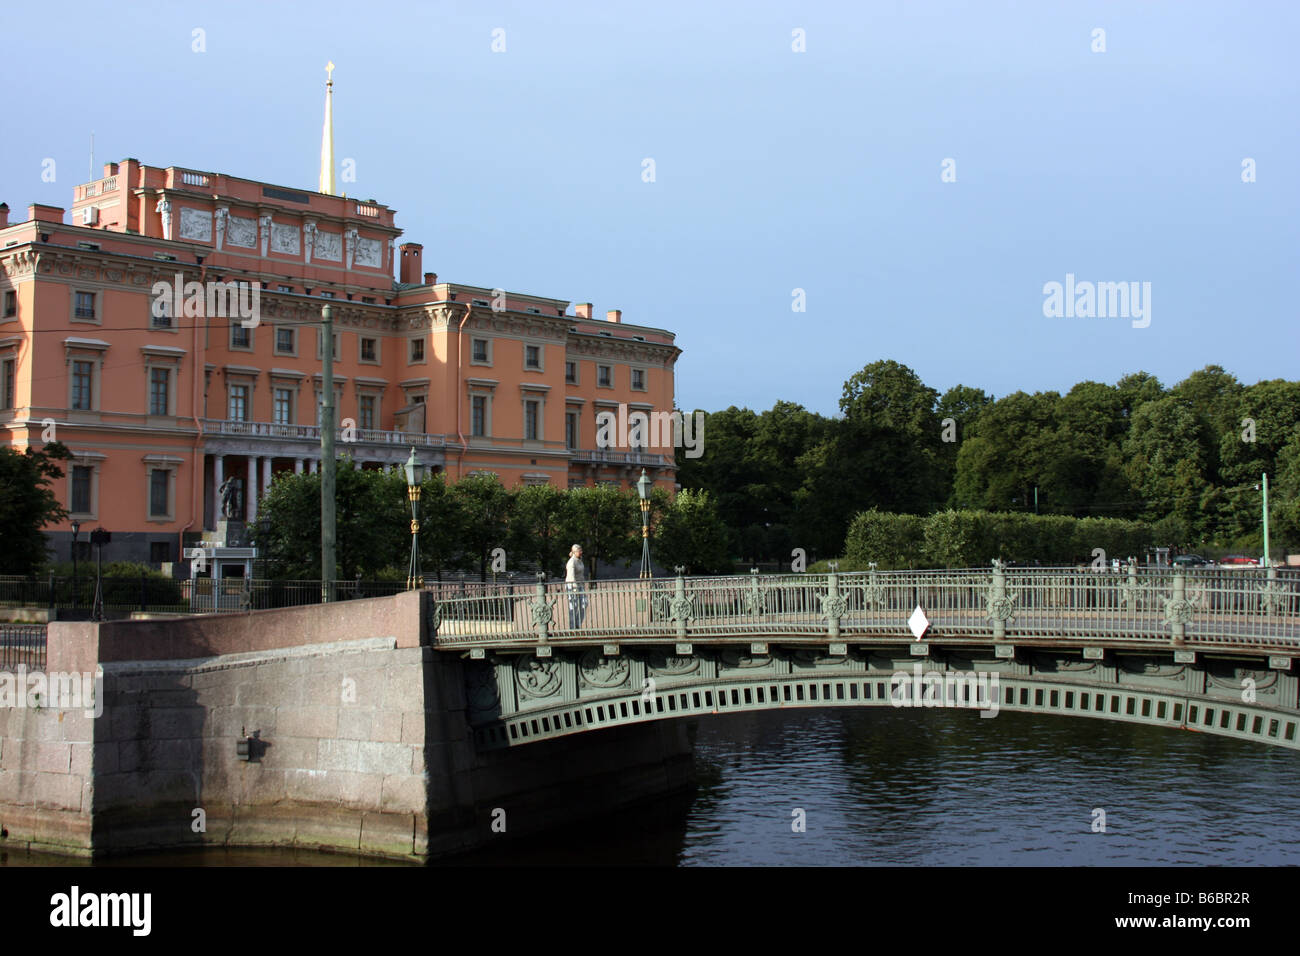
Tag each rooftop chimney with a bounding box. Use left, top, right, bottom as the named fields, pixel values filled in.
left=103, top=162, right=119, bottom=178
left=606, top=309, right=622, bottom=323
left=28, top=204, right=64, bottom=225
left=575, top=302, right=593, bottom=319
left=424, top=272, right=437, bottom=285
left=0, top=204, right=8, bottom=229
left=399, top=242, right=423, bottom=284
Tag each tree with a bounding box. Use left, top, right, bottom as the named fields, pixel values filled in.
left=252, top=459, right=409, bottom=579
left=559, top=485, right=637, bottom=579
left=652, top=489, right=731, bottom=574
left=452, top=473, right=511, bottom=581
left=509, top=483, right=569, bottom=579
left=417, top=472, right=466, bottom=582
left=0, top=441, right=71, bottom=575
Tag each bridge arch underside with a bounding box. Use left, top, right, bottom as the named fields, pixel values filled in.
left=462, top=643, right=1300, bottom=752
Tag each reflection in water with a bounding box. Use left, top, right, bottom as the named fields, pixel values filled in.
left=6, top=708, right=1299, bottom=866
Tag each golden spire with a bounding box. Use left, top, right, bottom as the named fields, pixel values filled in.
left=319, top=61, right=336, bottom=195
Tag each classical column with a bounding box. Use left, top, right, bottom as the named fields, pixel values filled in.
left=295, top=458, right=304, bottom=474
left=212, top=455, right=224, bottom=526
left=246, top=455, right=258, bottom=522
left=262, top=458, right=273, bottom=497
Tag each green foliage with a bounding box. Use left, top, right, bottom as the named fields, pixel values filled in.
left=558, top=484, right=637, bottom=579
left=509, top=484, right=569, bottom=579
left=843, top=508, right=926, bottom=569
left=252, top=459, right=408, bottom=579
left=652, top=489, right=731, bottom=575
left=451, top=473, right=511, bottom=581
left=45, top=560, right=184, bottom=607
left=0, top=442, right=70, bottom=575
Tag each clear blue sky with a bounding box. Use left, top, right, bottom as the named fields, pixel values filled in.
left=4, top=0, right=1296, bottom=416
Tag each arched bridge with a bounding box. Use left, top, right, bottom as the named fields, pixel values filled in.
left=429, top=563, right=1300, bottom=751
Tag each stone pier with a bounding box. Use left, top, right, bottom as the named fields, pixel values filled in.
left=0, top=592, right=695, bottom=861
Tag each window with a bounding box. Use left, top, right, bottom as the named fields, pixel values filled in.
left=277, top=285, right=294, bottom=293
left=150, top=541, right=171, bottom=564
left=471, top=395, right=486, bottom=437
left=4, top=291, right=16, bottom=318
left=320, top=291, right=336, bottom=299
left=149, top=368, right=170, bottom=415
left=597, top=365, right=612, bottom=388
left=471, top=339, right=490, bottom=363
left=409, top=339, right=425, bottom=363
left=1, top=358, right=13, bottom=410
left=72, top=360, right=93, bottom=410
left=230, top=323, right=251, bottom=349
left=632, top=368, right=646, bottom=391
left=565, top=361, right=577, bottom=384
left=273, top=388, right=293, bottom=425
left=74, top=291, right=95, bottom=319
left=317, top=331, right=339, bottom=360
left=525, top=345, right=541, bottom=370
left=152, top=294, right=173, bottom=328
left=275, top=327, right=295, bottom=354
left=71, top=465, right=92, bottom=514
left=411, top=393, right=425, bottom=404
left=149, top=469, right=170, bottom=518
left=524, top=400, right=539, bottom=441
left=359, top=395, right=376, bottom=430
left=566, top=412, right=578, bottom=449
left=360, top=337, right=377, bottom=362
left=228, top=384, right=249, bottom=422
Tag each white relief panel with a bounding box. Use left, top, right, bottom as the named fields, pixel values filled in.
left=316, top=230, right=342, bottom=262
left=355, top=237, right=382, bottom=269
left=226, top=216, right=256, bottom=248
left=271, top=222, right=301, bottom=256
left=179, top=207, right=212, bottom=242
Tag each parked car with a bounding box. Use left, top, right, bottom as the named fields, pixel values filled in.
left=1218, top=554, right=1259, bottom=567
left=1173, top=554, right=1210, bottom=568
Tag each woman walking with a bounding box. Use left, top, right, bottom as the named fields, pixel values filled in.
left=565, top=544, right=588, bottom=628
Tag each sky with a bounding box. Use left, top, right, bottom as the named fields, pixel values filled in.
left=3, top=0, right=1296, bottom=417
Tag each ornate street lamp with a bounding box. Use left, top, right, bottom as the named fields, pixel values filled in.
left=404, top=447, right=425, bottom=590
left=637, top=468, right=653, bottom=579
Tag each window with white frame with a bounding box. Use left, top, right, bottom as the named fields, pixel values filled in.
left=275, top=327, right=296, bottom=355
left=359, top=394, right=377, bottom=430
left=149, top=368, right=170, bottom=415
left=597, top=364, right=612, bottom=388
left=524, top=399, right=540, bottom=441
left=471, top=338, right=490, bottom=364
left=273, top=387, right=293, bottom=425
left=228, top=384, right=249, bottom=421
left=631, top=368, right=647, bottom=391
left=230, top=321, right=252, bottom=350
left=524, top=345, right=541, bottom=370
left=74, top=290, right=96, bottom=320
left=71, top=360, right=94, bottom=410
left=409, top=338, right=425, bottom=363
left=1, top=357, right=14, bottom=410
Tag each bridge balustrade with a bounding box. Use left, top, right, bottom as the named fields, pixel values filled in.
left=431, top=565, right=1300, bottom=652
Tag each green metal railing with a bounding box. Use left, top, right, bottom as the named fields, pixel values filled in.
left=431, top=563, right=1300, bottom=651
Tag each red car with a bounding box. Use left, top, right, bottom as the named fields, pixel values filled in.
left=1219, top=555, right=1259, bottom=567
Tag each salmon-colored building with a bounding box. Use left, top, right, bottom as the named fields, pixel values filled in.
left=0, top=148, right=680, bottom=567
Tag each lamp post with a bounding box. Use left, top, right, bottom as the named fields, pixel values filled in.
left=404, top=447, right=425, bottom=590
left=90, top=528, right=110, bottom=622
left=70, top=520, right=81, bottom=613
left=637, top=468, right=653, bottom=579
left=1261, top=472, right=1271, bottom=568
left=320, top=303, right=336, bottom=603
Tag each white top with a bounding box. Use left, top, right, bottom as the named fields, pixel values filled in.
left=566, top=555, right=586, bottom=584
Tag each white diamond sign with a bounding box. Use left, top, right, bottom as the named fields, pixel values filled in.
left=908, top=605, right=930, bottom=640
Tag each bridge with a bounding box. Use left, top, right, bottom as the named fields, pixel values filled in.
left=430, top=562, right=1300, bottom=752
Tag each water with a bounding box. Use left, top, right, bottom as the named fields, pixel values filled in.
left=6, top=708, right=1300, bottom=866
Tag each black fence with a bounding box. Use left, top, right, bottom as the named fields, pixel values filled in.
left=0, top=624, right=47, bottom=670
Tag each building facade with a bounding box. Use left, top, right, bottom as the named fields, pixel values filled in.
left=0, top=159, right=680, bottom=567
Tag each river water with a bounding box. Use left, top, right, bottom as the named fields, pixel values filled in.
left=6, top=708, right=1299, bottom=866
